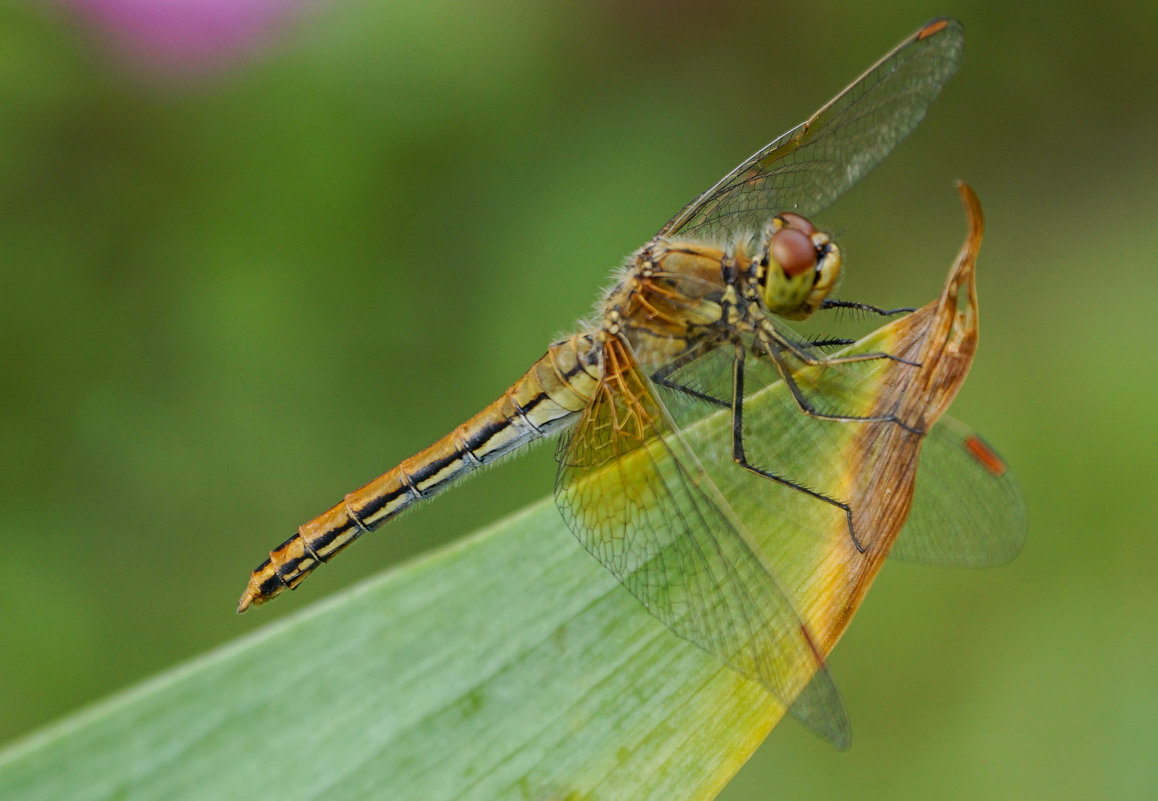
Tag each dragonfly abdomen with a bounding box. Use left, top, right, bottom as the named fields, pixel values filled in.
left=237, top=333, right=599, bottom=612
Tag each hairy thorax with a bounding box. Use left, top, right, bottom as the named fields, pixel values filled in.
left=602, top=237, right=756, bottom=368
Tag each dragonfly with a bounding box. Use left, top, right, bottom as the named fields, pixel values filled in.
left=237, top=18, right=1024, bottom=748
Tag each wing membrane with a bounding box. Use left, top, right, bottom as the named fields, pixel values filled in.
left=660, top=18, right=964, bottom=240
left=555, top=337, right=850, bottom=747
left=894, top=416, right=1027, bottom=565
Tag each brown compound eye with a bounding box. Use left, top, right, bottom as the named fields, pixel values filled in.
left=770, top=227, right=816, bottom=277
left=779, top=211, right=817, bottom=236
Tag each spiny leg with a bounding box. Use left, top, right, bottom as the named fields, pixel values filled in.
left=729, top=346, right=866, bottom=553
left=820, top=298, right=916, bottom=317
left=758, top=336, right=925, bottom=435
left=650, top=345, right=730, bottom=408
left=779, top=333, right=922, bottom=370
left=801, top=336, right=856, bottom=350
left=774, top=306, right=923, bottom=369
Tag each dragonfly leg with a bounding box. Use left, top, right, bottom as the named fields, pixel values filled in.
left=783, top=336, right=922, bottom=369
left=649, top=345, right=730, bottom=408
left=820, top=298, right=916, bottom=317
left=730, top=347, right=866, bottom=553
left=772, top=318, right=921, bottom=369
left=795, top=336, right=855, bottom=350
left=651, top=368, right=729, bottom=407
left=759, top=339, right=924, bottom=434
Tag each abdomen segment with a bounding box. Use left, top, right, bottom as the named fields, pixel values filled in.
left=237, top=334, right=598, bottom=612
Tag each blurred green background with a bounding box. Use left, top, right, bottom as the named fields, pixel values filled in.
left=1, top=1, right=1154, bottom=798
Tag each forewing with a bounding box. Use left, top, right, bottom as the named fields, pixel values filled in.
left=893, top=416, right=1027, bottom=566
left=555, top=337, right=850, bottom=747
left=660, top=18, right=963, bottom=240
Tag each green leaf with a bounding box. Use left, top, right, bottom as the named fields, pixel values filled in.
left=0, top=502, right=783, bottom=801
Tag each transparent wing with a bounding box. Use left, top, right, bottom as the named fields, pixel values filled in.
left=659, top=18, right=964, bottom=240
left=555, top=336, right=850, bottom=748
left=894, top=415, right=1027, bottom=565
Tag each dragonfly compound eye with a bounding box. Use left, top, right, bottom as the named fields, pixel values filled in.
left=778, top=211, right=817, bottom=236
left=770, top=227, right=817, bottom=277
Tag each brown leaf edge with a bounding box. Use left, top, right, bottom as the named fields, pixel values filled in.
left=820, top=181, right=984, bottom=649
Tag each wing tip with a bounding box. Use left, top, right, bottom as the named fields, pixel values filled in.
left=918, top=16, right=963, bottom=41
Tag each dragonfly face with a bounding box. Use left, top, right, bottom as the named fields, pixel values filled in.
left=758, top=212, right=842, bottom=321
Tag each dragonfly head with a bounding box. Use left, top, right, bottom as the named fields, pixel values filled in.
left=759, top=212, right=841, bottom=321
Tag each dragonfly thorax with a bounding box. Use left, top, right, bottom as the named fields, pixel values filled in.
left=758, top=213, right=841, bottom=321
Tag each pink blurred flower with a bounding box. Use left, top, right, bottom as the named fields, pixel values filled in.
left=54, top=0, right=320, bottom=78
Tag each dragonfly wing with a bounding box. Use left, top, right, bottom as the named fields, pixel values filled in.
left=556, top=336, right=850, bottom=748
left=893, top=415, right=1027, bottom=566
left=660, top=18, right=964, bottom=241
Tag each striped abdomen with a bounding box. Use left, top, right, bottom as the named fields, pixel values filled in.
left=237, top=333, right=600, bottom=612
